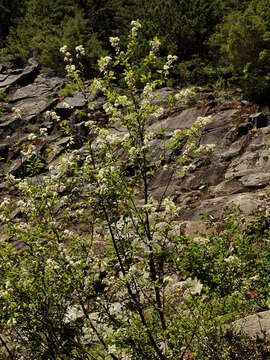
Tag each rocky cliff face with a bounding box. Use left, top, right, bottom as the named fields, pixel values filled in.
left=1, top=61, right=270, bottom=232
left=1, top=60, right=270, bottom=342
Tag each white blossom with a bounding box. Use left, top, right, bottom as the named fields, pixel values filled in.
left=224, top=255, right=239, bottom=264
left=149, top=38, right=161, bottom=54
left=152, top=106, right=164, bottom=118
left=12, top=107, right=22, bottom=119
left=27, top=133, right=37, bottom=141
left=85, top=120, right=95, bottom=128
left=124, top=70, right=135, bottom=87
left=163, top=54, right=178, bottom=76
left=66, top=64, right=76, bottom=73
left=131, top=19, right=141, bottom=35
left=174, top=88, right=195, bottom=104
left=91, top=78, right=104, bottom=92
left=98, top=56, right=112, bottom=73
left=75, top=44, right=85, bottom=56
left=60, top=45, right=68, bottom=54
left=64, top=305, right=84, bottom=323
left=45, top=110, right=61, bottom=122
left=103, top=102, right=114, bottom=114
left=195, top=115, right=212, bottom=127
left=21, top=144, right=37, bottom=158
left=62, top=102, right=72, bottom=109
left=114, top=95, right=130, bottom=107
left=182, top=163, right=196, bottom=173
left=109, top=37, right=120, bottom=53
left=0, top=197, right=10, bottom=210
left=39, top=127, right=48, bottom=136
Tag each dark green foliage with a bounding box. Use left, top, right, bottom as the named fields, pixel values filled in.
left=0, top=0, right=26, bottom=47
left=1, top=0, right=270, bottom=102
left=5, top=0, right=88, bottom=70
left=0, top=91, right=9, bottom=102
left=210, top=0, right=270, bottom=104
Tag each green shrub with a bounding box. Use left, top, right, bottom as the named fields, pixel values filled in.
left=58, top=83, right=77, bottom=98
left=0, top=20, right=270, bottom=360
left=210, top=0, right=270, bottom=103
left=0, top=91, right=9, bottom=102
left=0, top=106, right=7, bottom=117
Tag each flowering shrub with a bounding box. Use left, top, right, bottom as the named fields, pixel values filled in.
left=0, top=20, right=270, bottom=360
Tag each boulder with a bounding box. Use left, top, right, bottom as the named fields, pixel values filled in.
left=152, top=87, right=173, bottom=105
left=232, top=311, right=270, bottom=340
left=178, top=193, right=261, bottom=222
left=149, top=107, right=207, bottom=133
left=0, top=57, right=39, bottom=91
left=56, top=91, right=88, bottom=110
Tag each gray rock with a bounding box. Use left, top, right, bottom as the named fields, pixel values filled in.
left=0, top=74, right=8, bottom=82
left=12, top=97, right=58, bottom=122
left=232, top=311, right=270, bottom=340
left=219, top=139, right=243, bottom=161
left=149, top=107, right=207, bottom=133
left=56, top=91, right=86, bottom=110
left=9, top=75, right=64, bottom=102
left=183, top=164, right=226, bottom=190
left=210, top=179, right=245, bottom=196
left=0, top=57, right=39, bottom=90
left=201, top=109, right=237, bottom=145
left=89, top=96, right=105, bottom=110
left=6, top=158, right=28, bottom=177
left=152, top=87, right=173, bottom=105
left=148, top=138, right=171, bottom=165
left=74, top=122, right=89, bottom=138
left=0, top=116, right=21, bottom=131
left=240, top=173, right=270, bottom=187
left=225, top=146, right=270, bottom=179
left=178, top=193, right=261, bottom=221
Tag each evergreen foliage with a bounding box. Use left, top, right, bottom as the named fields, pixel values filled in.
left=1, top=0, right=270, bottom=103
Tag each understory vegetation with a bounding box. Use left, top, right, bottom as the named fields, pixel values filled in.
left=0, top=21, right=270, bottom=359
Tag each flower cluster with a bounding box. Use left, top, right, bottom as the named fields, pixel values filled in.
left=39, top=127, right=48, bottom=137
left=21, top=144, right=37, bottom=158
left=65, top=64, right=76, bottom=73
left=60, top=45, right=73, bottom=63
left=0, top=197, right=10, bottom=211
left=12, top=107, right=22, bottom=119
left=114, top=95, right=131, bottom=107
left=193, top=143, right=216, bottom=156
left=195, top=115, right=212, bottom=127
left=75, top=44, right=85, bottom=57
left=27, top=133, right=37, bottom=141
left=152, top=106, right=164, bottom=119
left=124, top=69, right=135, bottom=87
left=131, top=19, right=141, bottom=36
left=91, top=78, right=104, bottom=93
left=141, top=82, right=156, bottom=106
left=109, top=36, right=120, bottom=54
left=163, top=54, right=178, bottom=76
left=174, top=88, right=196, bottom=105
left=98, top=56, right=112, bottom=73
left=45, top=110, right=61, bottom=122
left=149, top=37, right=161, bottom=58
left=60, top=45, right=68, bottom=54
